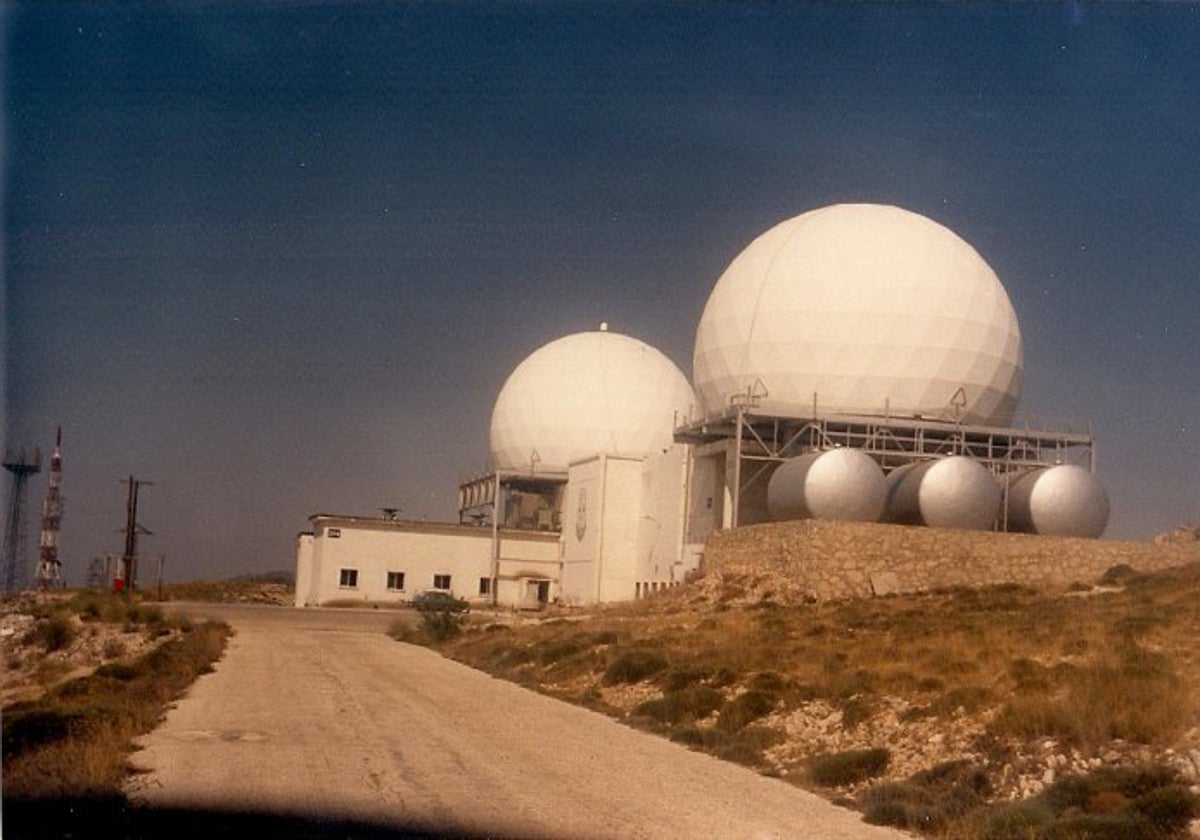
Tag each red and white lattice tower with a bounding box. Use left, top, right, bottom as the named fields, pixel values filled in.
left=35, top=427, right=65, bottom=589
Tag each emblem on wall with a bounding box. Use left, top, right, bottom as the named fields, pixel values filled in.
left=575, top=487, right=587, bottom=541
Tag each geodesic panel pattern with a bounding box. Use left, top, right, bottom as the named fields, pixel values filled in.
left=693, top=204, right=1023, bottom=424
left=490, top=331, right=695, bottom=474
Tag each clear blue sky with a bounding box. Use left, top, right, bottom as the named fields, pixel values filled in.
left=5, top=2, right=1198, bottom=581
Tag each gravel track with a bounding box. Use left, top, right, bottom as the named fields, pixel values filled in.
left=127, top=604, right=905, bottom=838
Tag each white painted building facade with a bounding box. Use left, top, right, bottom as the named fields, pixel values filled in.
left=294, top=443, right=700, bottom=609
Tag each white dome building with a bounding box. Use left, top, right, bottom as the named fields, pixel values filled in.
left=693, top=204, right=1023, bottom=425
left=489, top=328, right=695, bottom=474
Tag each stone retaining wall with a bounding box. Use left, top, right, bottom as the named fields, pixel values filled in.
left=702, top=520, right=1200, bottom=602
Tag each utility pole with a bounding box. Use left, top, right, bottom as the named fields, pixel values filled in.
left=119, top=476, right=153, bottom=593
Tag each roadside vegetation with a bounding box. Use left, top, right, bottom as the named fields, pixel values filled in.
left=2, top=591, right=230, bottom=800
left=151, top=577, right=293, bottom=605
left=429, top=562, right=1200, bottom=837
left=388, top=591, right=471, bottom=643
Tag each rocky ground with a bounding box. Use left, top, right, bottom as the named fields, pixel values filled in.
left=572, top=662, right=1200, bottom=804
left=0, top=594, right=168, bottom=706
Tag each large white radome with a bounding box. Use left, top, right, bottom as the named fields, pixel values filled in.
left=489, top=330, right=695, bottom=474
left=693, top=204, right=1023, bottom=424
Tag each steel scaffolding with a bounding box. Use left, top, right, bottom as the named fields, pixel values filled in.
left=675, top=407, right=1096, bottom=530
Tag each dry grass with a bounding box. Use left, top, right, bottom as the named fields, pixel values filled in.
left=2, top=620, right=231, bottom=799
left=438, top=562, right=1200, bottom=836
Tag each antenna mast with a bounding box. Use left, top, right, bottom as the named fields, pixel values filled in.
left=36, top=427, right=65, bottom=589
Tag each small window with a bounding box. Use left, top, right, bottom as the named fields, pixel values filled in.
left=339, top=568, right=358, bottom=588
left=328, top=528, right=341, bottom=538
left=479, top=577, right=491, bottom=596
left=386, top=571, right=405, bottom=591
left=432, top=574, right=451, bottom=591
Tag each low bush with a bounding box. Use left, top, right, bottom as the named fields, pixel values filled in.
left=634, top=686, right=724, bottom=725
left=839, top=696, right=873, bottom=730
left=661, top=663, right=713, bottom=692
left=716, top=689, right=777, bottom=732
left=533, top=638, right=585, bottom=665
left=747, top=671, right=786, bottom=692
left=966, top=765, right=1198, bottom=840
left=809, top=747, right=890, bottom=787
left=861, top=759, right=989, bottom=831
left=94, top=663, right=142, bottom=681
left=972, top=799, right=1055, bottom=839
left=24, top=613, right=77, bottom=653
left=601, top=650, right=668, bottom=685
left=669, top=725, right=729, bottom=751
left=410, top=591, right=470, bottom=642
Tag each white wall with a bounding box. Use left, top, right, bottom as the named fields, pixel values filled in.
left=294, top=533, right=314, bottom=607
left=559, top=458, right=603, bottom=604
left=559, top=454, right=649, bottom=605
left=298, top=517, right=558, bottom=608
left=636, top=445, right=694, bottom=587
left=597, top=457, right=642, bottom=603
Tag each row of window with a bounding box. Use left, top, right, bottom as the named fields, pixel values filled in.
left=338, top=568, right=492, bottom=596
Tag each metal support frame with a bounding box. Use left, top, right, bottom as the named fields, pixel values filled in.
left=677, top=408, right=1096, bottom=531
left=458, top=469, right=568, bottom=608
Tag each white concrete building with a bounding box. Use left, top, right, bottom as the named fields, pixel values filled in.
left=293, top=444, right=697, bottom=609
left=294, top=516, right=561, bottom=609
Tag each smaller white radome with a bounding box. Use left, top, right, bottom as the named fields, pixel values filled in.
left=1006, top=465, right=1109, bottom=538
left=489, top=329, right=695, bottom=474
left=885, top=456, right=1001, bottom=531
left=767, top=449, right=887, bottom=523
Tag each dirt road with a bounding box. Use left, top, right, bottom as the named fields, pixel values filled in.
left=127, top=604, right=905, bottom=838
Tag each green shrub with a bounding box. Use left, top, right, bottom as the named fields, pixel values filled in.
left=534, top=638, right=585, bottom=665
left=601, top=650, right=668, bottom=685
left=1, top=707, right=85, bottom=756
left=25, top=613, right=77, bottom=653
left=716, top=689, right=776, bottom=732
left=966, top=764, right=1198, bottom=840
left=1133, top=784, right=1199, bottom=835
left=94, top=663, right=142, bottom=681
left=1099, top=564, right=1137, bottom=584
left=1041, top=811, right=1157, bottom=840
left=410, top=591, right=470, bottom=641
left=972, top=800, right=1055, bottom=839
left=669, top=725, right=729, bottom=751
left=634, top=686, right=724, bottom=724
left=840, top=696, right=873, bottom=729
left=863, top=760, right=990, bottom=830
left=809, top=747, right=889, bottom=787
left=661, top=664, right=713, bottom=691
left=747, top=671, right=786, bottom=692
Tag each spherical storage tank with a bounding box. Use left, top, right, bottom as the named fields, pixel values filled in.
left=693, top=204, right=1023, bottom=424
left=1006, top=465, right=1109, bottom=538
left=489, top=329, right=695, bottom=474
left=767, top=449, right=887, bottom=523
left=885, top=456, right=1001, bottom=531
